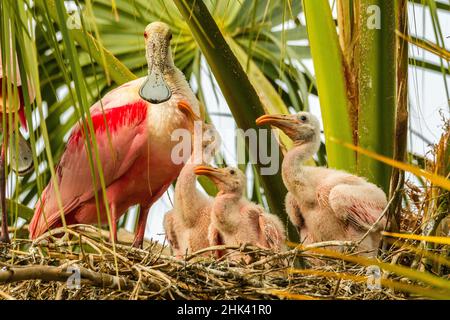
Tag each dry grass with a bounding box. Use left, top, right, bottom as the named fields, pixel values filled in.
left=0, top=224, right=443, bottom=300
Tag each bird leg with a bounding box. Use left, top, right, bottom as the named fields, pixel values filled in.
left=132, top=184, right=171, bottom=248
left=109, top=203, right=118, bottom=244
left=0, top=142, right=9, bottom=243
left=132, top=204, right=150, bottom=248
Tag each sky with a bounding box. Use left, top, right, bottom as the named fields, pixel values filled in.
left=140, top=3, right=450, bottom=244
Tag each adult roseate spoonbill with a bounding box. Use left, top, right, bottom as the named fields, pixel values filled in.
left=256, top=112, right=387, bottom=255
left=163, top=123, right=221, bottom=258
left=29, top=22, right=200, bottom=247
left=194, top=166, right=286, bottom=260
left=0, top=46, right=35, bottom=243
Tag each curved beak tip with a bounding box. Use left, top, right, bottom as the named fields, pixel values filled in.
left=255, top=114, right=297, bottom=128
left=194, top=166, right=218, bottom=176
left=255, top=115, right=271, bottom=126
left=178, top=101, right=199, bottom=121
left=255, top=114, right=284, bottom=126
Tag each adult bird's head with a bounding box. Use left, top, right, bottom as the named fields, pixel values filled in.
left=256, top=112, right=321, bottom=147
left=194, top=166, right=246, bottom=195
left=140, top=22, right=174, bottom=104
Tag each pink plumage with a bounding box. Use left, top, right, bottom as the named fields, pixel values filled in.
left=29, top=23, right=200, bottom=247
left=256, top=112, right=388, bottom=256
left=194, top=166, right=286, bottom=261
left=30, top=79, right=198, bottom=246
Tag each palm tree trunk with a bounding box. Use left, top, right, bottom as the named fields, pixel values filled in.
left=172, top=0, right=299, bottom=241
left=388, top=0, right=409, bottom=231
left=356, top=0, right=396, bottom=193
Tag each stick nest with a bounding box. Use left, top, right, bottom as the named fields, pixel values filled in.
left=0, top=224, right=429, bottom=300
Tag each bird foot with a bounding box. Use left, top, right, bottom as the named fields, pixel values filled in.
left=131, top=237, right=143, bottom=249
left=0, top=232, right=10, bottom=244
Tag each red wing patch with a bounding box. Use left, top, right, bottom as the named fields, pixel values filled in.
left=69, top=100, right=147, bottom=145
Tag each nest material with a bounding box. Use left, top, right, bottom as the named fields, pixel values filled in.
left=0, top=224, right=426, bottom=300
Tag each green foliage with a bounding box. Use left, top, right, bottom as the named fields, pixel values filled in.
left=356, top=0, right=396, bottom=192
left=302, top=0, right=356, bottom=172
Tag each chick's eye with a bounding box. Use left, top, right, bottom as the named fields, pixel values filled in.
left=144, top=32, right=148, bottom=39
left=229, top=169, right=235, bottom=175
left=300, top=115, right=307, bottom=121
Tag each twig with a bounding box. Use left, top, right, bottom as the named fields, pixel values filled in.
left=291, top=241, right=356, bottom=250
left=186, top=244, right=267, bottom=260
left=0, top=289, right=15, bottom=300
left=250, top=242, right=357, bottom=268
left=332, top=277, right=342, bottom=298
left=0, top=224, right=426, bottom=300
left=248, top=249, right=297, bottom=268
left=0, top=265, right=134, bottom=290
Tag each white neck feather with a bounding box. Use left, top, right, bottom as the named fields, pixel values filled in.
left=282, top=140, right=319, bottom=189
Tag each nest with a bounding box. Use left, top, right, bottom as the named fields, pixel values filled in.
left=0, top=224, right=436, bottom=300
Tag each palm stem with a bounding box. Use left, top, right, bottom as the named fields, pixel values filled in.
left=0, top=142, right=9, bottom=243
left=172, top=0, right=298, bottom=241
left=388, top=0, right=409, bottom=231
left=303, top=0, right=356, bottom=172
left=356, top=0, right=396, bottom=192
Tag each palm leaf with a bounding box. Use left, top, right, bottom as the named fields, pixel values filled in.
left=302, top=0, right=356, bottom=172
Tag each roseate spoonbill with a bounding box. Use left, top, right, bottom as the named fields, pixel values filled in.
left=194, top=166, right=286, bottom=260
left=0, top=45, right=35, bottom=243
left=163, top=123, right=221, bottom=258
left=29, top=22, right=200, bottom=247
left=256, top=112, right=387, bottom=255
left=0, top=44, right=34, bottom=130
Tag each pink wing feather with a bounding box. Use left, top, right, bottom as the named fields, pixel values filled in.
left=328, top=184, right=388, bottom=232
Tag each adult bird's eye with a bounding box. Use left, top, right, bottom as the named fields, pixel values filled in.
left=144, top=32, right=148, bottom=39
left=300, top=115, right=307, bottom=121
